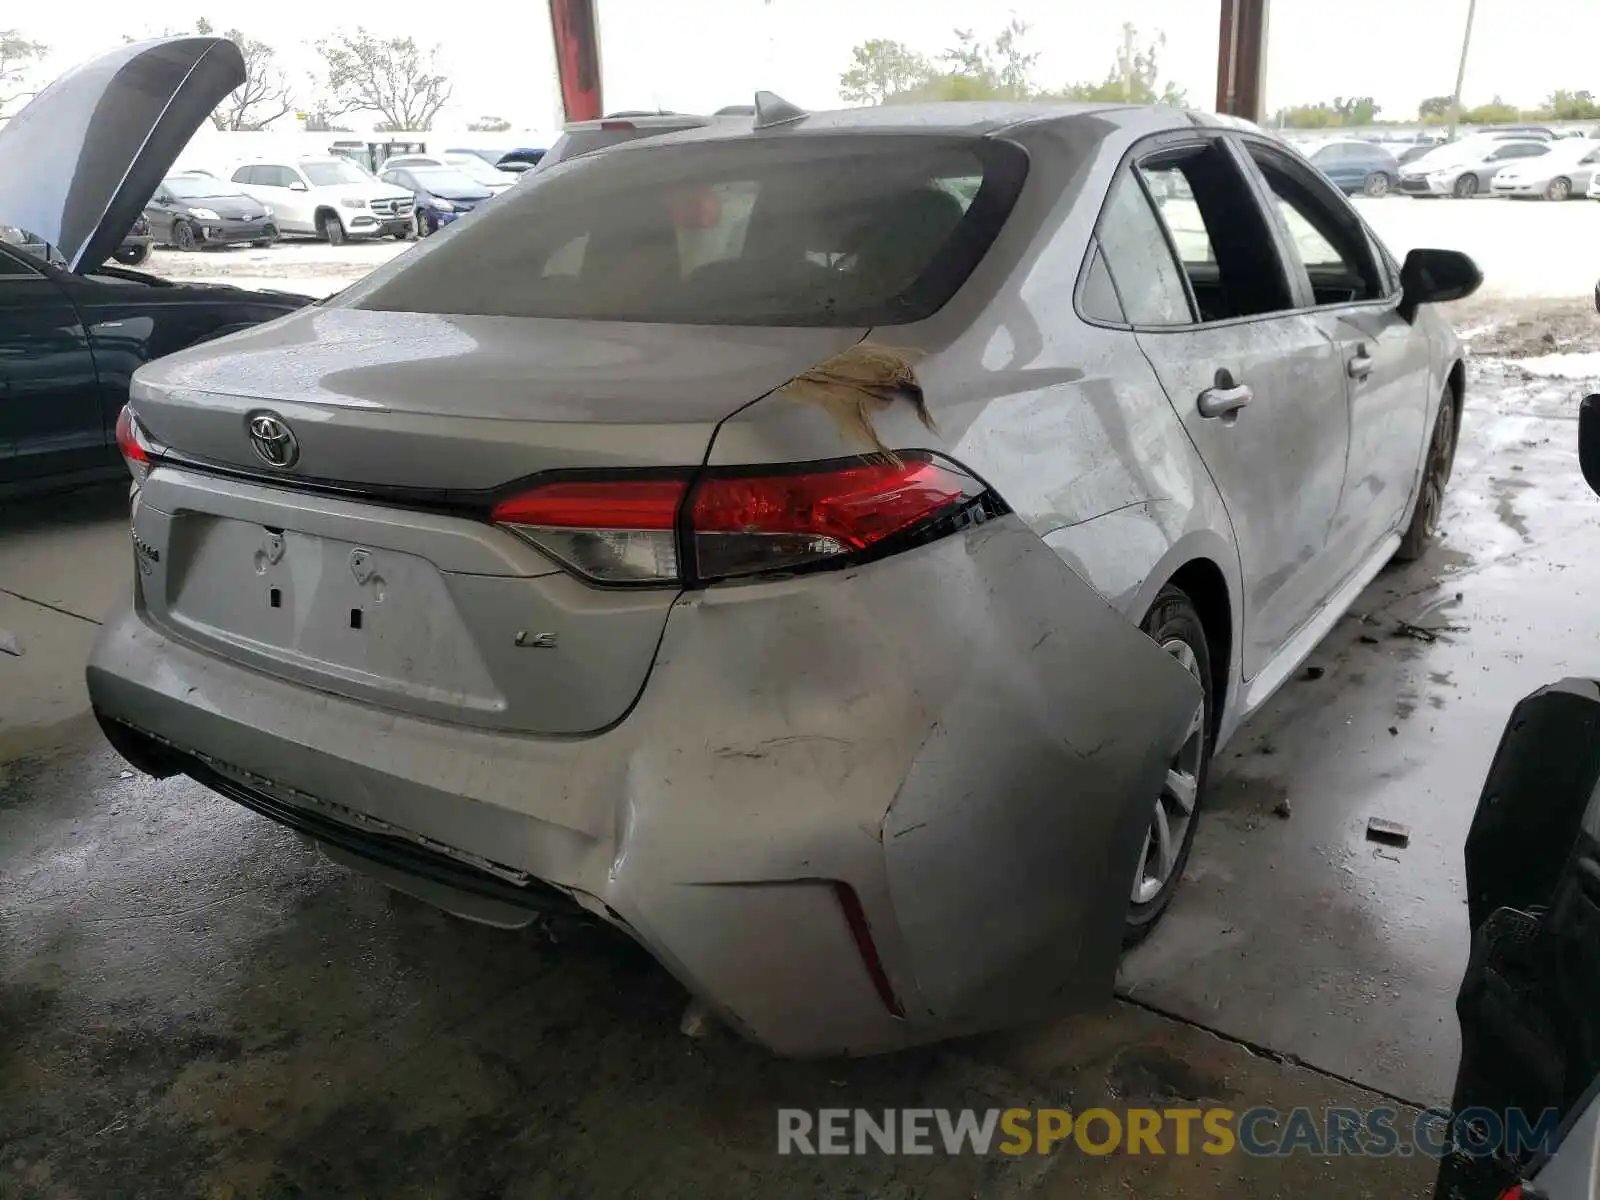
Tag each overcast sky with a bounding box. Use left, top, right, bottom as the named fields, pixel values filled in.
left=14, top=0, right=1597, bottom=136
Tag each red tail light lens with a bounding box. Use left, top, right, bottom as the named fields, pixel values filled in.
left=491, top=478, right=687, bottom=585
left=490, top=454, right=984, bottom=586
left=690, top=457, right=979, bottom=580
left=115, top=405, right=158, bottom=483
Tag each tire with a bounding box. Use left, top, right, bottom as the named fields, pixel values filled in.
left=414, top=211, right=428, bottom=239
left=1364, top=171, right=1392, bottom=198
left=173, top=220, right=197, bottom=251
left=1394, top=387, right=1459, bottom=563
left=1125, top=586, right=1215, bottom=946
left=318, top=211, right=346, bottom=247
left=1453, top=173, right=1480, bottom=199
left=113, top=243, right=151, bottom=266
left=1545, top=177, right=1572, bottom=202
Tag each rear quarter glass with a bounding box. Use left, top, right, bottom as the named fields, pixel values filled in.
left=342, top=133, right=1029, bottom=327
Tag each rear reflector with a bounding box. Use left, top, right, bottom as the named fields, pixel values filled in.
left=834, top=882, right=905, bottom=1018
left=491, top=454, right=983, bottom=587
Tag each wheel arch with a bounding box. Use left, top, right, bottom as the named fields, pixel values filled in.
left=313, top=205, right=342, bottom=230
left=1162, top=557, right=1233, bottom=742
left=1122, top=530, right=1241, bottom=745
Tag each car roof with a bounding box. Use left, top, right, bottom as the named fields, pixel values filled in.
left=567, top=101, right=1234, bottom=157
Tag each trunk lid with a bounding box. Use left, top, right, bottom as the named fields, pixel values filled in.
left=0, top=36, right=246, bottom=272
left=131, top=306, right=865, bottom=489
left=128, top=308, right=864, bottom=736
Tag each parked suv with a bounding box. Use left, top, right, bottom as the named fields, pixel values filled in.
left=229, top=158, right=414, bottom=245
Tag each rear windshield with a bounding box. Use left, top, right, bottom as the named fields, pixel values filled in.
left=347, top=133, right=1029, bottom=326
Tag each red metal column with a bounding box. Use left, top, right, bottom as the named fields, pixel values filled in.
left=1215, top=0, right=1270, bottom=122
left=548, top=0, right=604, bottom=123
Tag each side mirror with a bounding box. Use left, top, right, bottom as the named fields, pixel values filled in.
left=289, top=180, right=308, bottom=192
left=1398, top=248, right=1483, bottom=322
left=1580, top=395, right=1600, bottom=497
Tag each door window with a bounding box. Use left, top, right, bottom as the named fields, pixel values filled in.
left=230, top=166, right=255, bottom=185
left=1246, top=144, right=1387, bottom=306
left=1124, top=140, right=1295, bottom=324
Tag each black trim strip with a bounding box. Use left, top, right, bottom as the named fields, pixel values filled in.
left=101, top=717, right=590, bottom=919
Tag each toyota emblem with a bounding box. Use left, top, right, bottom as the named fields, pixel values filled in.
left=247, top=412, right=299, bottom=469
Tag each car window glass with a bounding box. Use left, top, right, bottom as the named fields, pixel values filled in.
left=1132, top=140, right=1294, bottom=323
left=1516, top=143, right=1549, bottom=158
left=231, top=166, right=253, bottom=184
left=348, top=134, right=1029, bottom=327
left=1248, top=146, right=1385, bottom=304
left=1094, top=170, right=1192, bottom=325
left=1077, top=241, right=1125, bottom=324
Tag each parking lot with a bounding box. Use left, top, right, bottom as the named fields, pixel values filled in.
left=4, top=193, right=1600, bottom=1197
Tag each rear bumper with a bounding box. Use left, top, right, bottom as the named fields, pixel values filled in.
left=87, top=515, right=1198, bottom=1055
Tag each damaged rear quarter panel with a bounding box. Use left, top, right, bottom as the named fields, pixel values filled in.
left=877, top=517, right=1199, bottom=1027
left=611, top=513, right=1197, bottom=1046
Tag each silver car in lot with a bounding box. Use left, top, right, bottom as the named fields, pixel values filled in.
left=1490, top=136, right=1600, bottom=200
left=83, top=56, right=1481, bottom=1053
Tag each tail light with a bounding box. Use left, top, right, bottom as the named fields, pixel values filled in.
left=490, top=453, right=987, bottom=587
left=115, top=405, right=160, bottom=485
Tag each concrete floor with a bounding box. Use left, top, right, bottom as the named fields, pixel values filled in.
left=3, top=321, right=1598, bottom=1197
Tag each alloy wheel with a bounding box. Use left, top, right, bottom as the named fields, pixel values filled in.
left=1130, top=639, right=1207, bottom=906
left=1547, top=178, right=1572, bottom=201
left=1365, top=172, right=1391, bottom=197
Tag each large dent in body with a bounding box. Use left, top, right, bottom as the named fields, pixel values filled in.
left=879, top=518, right=1200, bottom=1026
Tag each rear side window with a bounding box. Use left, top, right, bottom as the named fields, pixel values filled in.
left=1094, top=172, right=1192, bottom=326
left=347, top=134, right=1029, bottom=327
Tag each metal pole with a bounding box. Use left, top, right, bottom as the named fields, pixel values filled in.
left=1445, top=0, right=1478, bottom=144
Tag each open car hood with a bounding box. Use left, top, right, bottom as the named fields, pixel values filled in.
left=0, top=36, right=245, bottom=273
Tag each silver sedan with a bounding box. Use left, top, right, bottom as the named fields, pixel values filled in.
left=69, top=50, right=1481, bottom=1053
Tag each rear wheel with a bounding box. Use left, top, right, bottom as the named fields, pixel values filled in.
left=1125, top=586, right=1214, bottom=945
left=173, top=220, right=197, bottom=251
left=318, top=211, right=346, bottom=246
left=1395, top=387, right=1458, bottom=563
left=1364, top=171, right=1392, bottom=197
left=1545, top=176, right=1573, bottom=201
left=1453, top=173, right=1480, bottom=199
left=112, top=243, right=151, bottom=266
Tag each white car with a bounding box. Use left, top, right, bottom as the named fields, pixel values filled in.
left=1590, top=166, right=1600, bottom=199
left=1491, top=137, right=1600, bottom=200
left=1398, top=137, right=1550, bottom=198
left=377, top=152, right=517, bottom=193
left=228, top=158, right=415, bottom=245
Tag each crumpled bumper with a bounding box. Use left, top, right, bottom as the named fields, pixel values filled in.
left=87, top=514, right=1199, bottom=1055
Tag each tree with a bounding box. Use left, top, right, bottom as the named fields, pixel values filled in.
left=467, top=115, right=512, bottom=132
left=1535, top=89, right=1600, bottom=121
left=202, top=23, right=296, bottom=130
left=1272, top=95, right=1382, bottom=129
left=1055, top=24, right=1187, bottom=106
left=1, top=30, right=47, bottom=117
left=301, top=107, right=353, bottom=133
left=317, top=29, right=452, bottom=131
left=1460, top=96, right=1520, bottom=125
left=938, top=18, right=1038, bottom=100
left=838, top=39, right=933, bottom=105
left=1418, top=95, right=1456, bottom=120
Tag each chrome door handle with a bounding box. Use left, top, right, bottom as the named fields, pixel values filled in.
left=1197, top=383, right=1253, bottom=420
left=1348, top=350, right=1375, bottom=379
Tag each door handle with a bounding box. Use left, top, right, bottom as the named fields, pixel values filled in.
left=1197, top=383, right=1253, bottom=421
left=1348, top=346, right=1375, bottom=380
